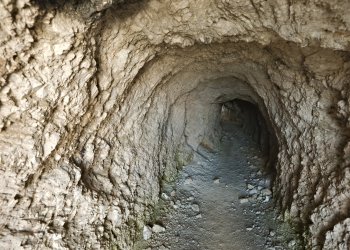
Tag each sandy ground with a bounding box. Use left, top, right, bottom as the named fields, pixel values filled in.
left=135, top=122, right=300, bottom=250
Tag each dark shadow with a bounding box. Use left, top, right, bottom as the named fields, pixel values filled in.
left=220, top=99, right=278, bottom=176
left=33, top=0, right=80, bottom=10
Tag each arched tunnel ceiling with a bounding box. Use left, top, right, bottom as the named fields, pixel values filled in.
left=0, top=0, right=350, bottom=249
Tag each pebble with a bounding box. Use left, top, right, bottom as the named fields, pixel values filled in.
left=288, top=240, right=296, bottom=247
left=170, top=191, right=176, bottom=197
left=263, top=196, right=270, bottom=202
left=54, top=154, right=61, bottom=161
left=249, top=189, right=258, bottom=195
left=191, top=204, right=200, bottom=212
left=184, top=177, right=193, bottom=185
left=187, top=196, right=194, bottom=201
left=213, top=177, right=220, bottom=184
left=261, top=188, right=272, bottom=196
left=97, top=226, right=104, bottom=233
left=246, top=227, right=253, bottom=231
left=239, top=198, right=249, bottom=204
left=269, top=230, right=276, bottom=236
left=161, top=193, right=169, bottom=200
left=195, top=213, right=202, bottom=219
left=247, top=184, right=255, bottom=189
left=143, top=225, right=152, bottom=240
left=152, top=224, right=166, bottom=233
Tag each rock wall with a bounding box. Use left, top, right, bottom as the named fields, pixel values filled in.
left=0, top=0, right=350, bottom=249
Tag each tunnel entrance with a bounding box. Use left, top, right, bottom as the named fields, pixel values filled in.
left=136, top=98, right=297, bottom=250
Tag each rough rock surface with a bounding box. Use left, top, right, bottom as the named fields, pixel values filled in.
left=0, top=0, right=350, bottom=249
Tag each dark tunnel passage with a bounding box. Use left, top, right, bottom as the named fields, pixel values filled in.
left=220, top=99, right=279, bottom=177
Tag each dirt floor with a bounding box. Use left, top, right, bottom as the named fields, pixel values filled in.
left=135, top=122, right=300, bottom=250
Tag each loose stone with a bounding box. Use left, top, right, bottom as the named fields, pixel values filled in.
left=191, top=204, right=200, bottom=212
left=143, top=225, right=152, bottom=240
left=152, top=224, right=166, bottom=233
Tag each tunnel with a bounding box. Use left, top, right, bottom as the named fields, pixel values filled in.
left=220, top=98, right=278, bottom=174
left=1, top=1, right=350, bottom=250
left=135, top=94, right=284, bottom=249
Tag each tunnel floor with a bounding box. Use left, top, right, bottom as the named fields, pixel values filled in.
left=136, top=122, right=298, bottom=250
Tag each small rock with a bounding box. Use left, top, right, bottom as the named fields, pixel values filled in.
left=170, top=190, right=176, bottom=197
left=239, top=198, right=249, bottom=204
left=261, top=188, right=272, bottom=196
left=54, top=154, right=61, bottom=161
left=97, top=226, right=104, bottom=233
left=269, top=230, right=276, bottom=236
left=247, top=184, right=255, bottom=189
left=172, top=201, right=179, bottom=209
left=152, top=224, right=165, bottom=233
left=184, top=177, right=193, bottom=185
left=263, top=196, right=270, bottom=202
left=195, top=213, right=202, bottom=219
left=257, top=185, right=263, bottom=191
left=161, top=193, right=169, bottom=200
left=213, top=177, right=220, bottom=184
left=246, top=227, right=253, bottom=231
left=187, top=196, right=194, bottom=201
left=143, top=225, right=152, bottom=240
left=249, top=188, right=258, bottom=195
left=158, top=245, right=169, bottom=250
left=288, top=240, right=296, bottom=247
left=191, top=204, right=200, bottom=212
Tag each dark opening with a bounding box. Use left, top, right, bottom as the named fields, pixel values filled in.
left=220, top=99, right=278, bottom=176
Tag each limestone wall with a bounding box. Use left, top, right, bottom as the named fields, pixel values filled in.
left=0, top=0, right=349, bottom=249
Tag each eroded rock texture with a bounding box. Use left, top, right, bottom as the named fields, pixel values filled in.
left=0, top=0, right=350, bottom=249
